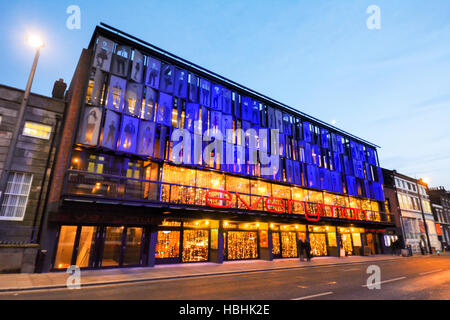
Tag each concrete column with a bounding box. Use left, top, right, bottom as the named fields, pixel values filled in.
left=209, top=222, right=223, bottom=264
left=37, top=222, right=58, bottom=273
left=147, top=227, right=157, bottom=267
left=259, top=230, right=273, bottom=261
left=359, top=233, right=366, bottom=256
left=336, top=231, right=342, bottom=257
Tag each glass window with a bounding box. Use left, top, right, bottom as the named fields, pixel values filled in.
left=182, top=229, right=209, bottom=262
left=75, top=226, right=97, bottom=268
left=327, top=232, right=337, bottom=247
left=272, top=233, right=281, bottom=255
left=196, top=170, right=224, bottom=190
left=308, top=190, right=324, bottom=204
left=155, top=230, right=180, bottom=259
left=162, top=165, right=196, bottom=186
left=291, top=187, right=308, bottom=201
left=101, top=226, right=124, bottom=267
left=352, top=233, right=362, bottom=247
left=23, top=121, right=52, bottom=140
left=227, top=231, right=258, bottom=260
left=0, top=172, right=33, bottom=221
left=272, top=184, right=291, bottom=199
left=54, top=226, right=78, bottom=269
left=310, top=233, right=327, bottom=256
left=226, top=176, right=250, bottom=194
left=349, top=197, right=361, bottom=209
left=251, top=180, right=271, bottom=197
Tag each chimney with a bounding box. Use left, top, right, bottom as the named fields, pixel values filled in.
left=52, top=78, right=67, bottom=100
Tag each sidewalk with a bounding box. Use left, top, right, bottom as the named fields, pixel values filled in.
left=0, top=255, right=410, bottom=292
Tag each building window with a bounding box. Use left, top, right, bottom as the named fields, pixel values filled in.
left=22, top=121, right=52, bottom=140
left=0, top=172, right=33, bottom=221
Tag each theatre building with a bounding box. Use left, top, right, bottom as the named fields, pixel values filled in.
left=39, top=24, right=394, bottom=272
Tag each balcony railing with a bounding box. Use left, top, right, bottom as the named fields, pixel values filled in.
left=63, top=170, right=394, bottom=223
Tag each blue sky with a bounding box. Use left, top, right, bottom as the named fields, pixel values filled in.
left=0, top=0, right=449, bottom=188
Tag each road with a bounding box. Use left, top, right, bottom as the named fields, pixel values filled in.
left=0, top=256, right=449, bottom=300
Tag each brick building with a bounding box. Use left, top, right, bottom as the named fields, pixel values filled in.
left=0, top=81, right=66, bottom=272
left=428, top=187, right=450, bottom=251
left=382, top=169, right=441, bottom=254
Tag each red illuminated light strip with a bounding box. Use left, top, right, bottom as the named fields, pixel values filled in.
left=205, top=189, right=367, bottom=222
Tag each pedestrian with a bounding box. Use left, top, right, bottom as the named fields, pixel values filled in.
left=419, top=240, right=426, bottom=255
left=305, top=237, right=312, bottom=261
left=297, top=238, right=305, bottom=262
left=391, top=239, right=399, bottom=255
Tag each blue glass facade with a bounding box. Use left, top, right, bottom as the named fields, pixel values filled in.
left=77, top=32, right=385, bottom=204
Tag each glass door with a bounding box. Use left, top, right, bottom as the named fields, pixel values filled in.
left=341, top=233, right=353, bottom=255
left=310, top=233, right=328, bottom=256
left=75, top=226, right=98, bottom=268
left=54, top=226, right=78, bottom=270
left=281, top=232, right=298, bottom=258
left=272, top=232, right=281, bottom=259
left=366, top=233, right=375, bottom=255
left=101, top=226, right=124, bottom=267
left=123, top=227, right=144, bottom=266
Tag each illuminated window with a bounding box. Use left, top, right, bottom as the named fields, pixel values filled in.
left=23, top=121, right=52, bottom=140
left=0, top=172, right=33, bottom=221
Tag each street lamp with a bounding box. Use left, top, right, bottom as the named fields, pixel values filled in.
left=416, top=178, right=433, bottom=254
left=0, top=34, right=45, bottom=204
left=26, top=34, right=45, bottom=49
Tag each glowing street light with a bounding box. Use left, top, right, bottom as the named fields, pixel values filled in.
left=0, top=33, right=45, bottom=211
left=26, top=34, right=45, bottom=48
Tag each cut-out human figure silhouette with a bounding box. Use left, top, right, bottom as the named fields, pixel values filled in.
left=201, top=82, right=210, bottom=105
left=85, top=109, right=98, bottom=144
left=177, top=71, right=185, bottom=96
left=104, top=120, right=116, bottom=147
left=162, top=65, right=173, bottom=91
left=123, top=121, right=136, bottom=150
left=213, top=86, right=220, bottom=109
left=148, top=62, right=159, bottom=87
left=142, top=125, right=154, bottom=154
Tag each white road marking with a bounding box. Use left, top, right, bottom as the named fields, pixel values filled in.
left=419, top=269, right=443, bottom=276
left=362, top=276, right=406, bottom=288
left=343, top=268, right=361, bottom=272
left=292, top=291, right=334, bottom=300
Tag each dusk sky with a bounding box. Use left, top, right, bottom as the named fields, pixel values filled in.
left=0, top=0, right=449, bottom=188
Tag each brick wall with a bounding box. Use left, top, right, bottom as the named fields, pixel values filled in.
left=0, top=85, right=65, bottom=243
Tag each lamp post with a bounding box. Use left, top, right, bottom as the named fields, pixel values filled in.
left=416, top=178, right=433, bottom=254
left=0, top=35, right=45, bottom=205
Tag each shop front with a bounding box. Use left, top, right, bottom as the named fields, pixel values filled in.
left=52, top=216, right=383, bottom=270
left=155, top=220, right=211, bottom=264
left=53, top=225, right=146, bottom=270
left=338, top=227, right=364, bottom=256
left=271, top=224, right=304, bottom=259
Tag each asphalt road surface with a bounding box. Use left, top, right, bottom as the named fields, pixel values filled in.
left=1, top=255, right=449, bottom=300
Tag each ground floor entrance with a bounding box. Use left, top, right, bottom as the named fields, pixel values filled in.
left=53, top=225, right=146, bottom=270
left=51, top=218, right=384, bottom=271
left=225, top=231, right=259, bottom=260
